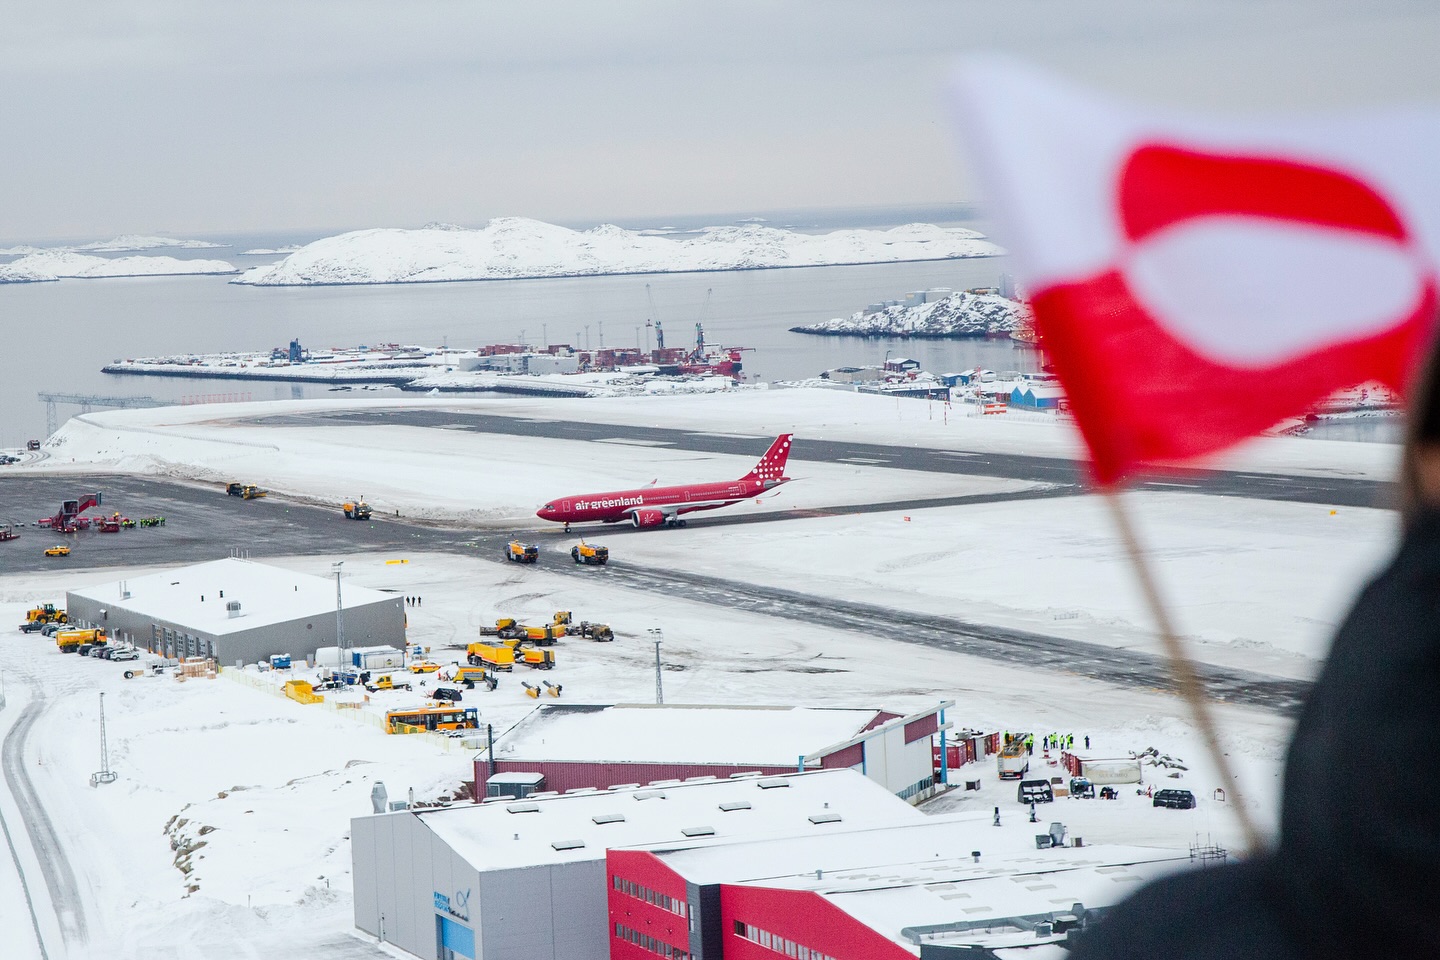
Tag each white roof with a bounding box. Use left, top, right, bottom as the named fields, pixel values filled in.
left=493, top=703, right=890, bottom=765
left=408, top=769, right=921, bottom=872
left=69, top=557, right=400, bottom=636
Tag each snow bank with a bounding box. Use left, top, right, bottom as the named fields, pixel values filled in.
left=793, top=291, right=1030, bottom=338
left=231, top=218, right=1003, bottom=286
left=0, top=251, right=238, bottom=283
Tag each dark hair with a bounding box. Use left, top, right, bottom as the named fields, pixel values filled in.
left=1403, top=333, right=1440, bottom=519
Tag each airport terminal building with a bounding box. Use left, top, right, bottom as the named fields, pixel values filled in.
left=66, top=557, right=405, bottom=663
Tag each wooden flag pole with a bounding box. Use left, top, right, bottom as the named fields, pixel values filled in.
left=1103, top=490, right=1264, bottom=855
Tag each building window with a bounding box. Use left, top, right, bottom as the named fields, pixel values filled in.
left=610, top=875, right=687, bottom=917
left=733, top=921, right=836, bottom=960
left=614, top=922, right=688, bottom=960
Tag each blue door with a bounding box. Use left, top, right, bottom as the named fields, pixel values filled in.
left=437, top=915, right=475, bottom=960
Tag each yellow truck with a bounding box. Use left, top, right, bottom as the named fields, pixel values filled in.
left=467, top=642, right=515, bottom=672
left=364, top=673, right=414, bottom=692
left=570, top=541, right=609, bottom=565
left=225, top=482, right=267, bottom=499
left=56, top=627, right=105, bottom=654
left=516, top=647, right=556, bottom=670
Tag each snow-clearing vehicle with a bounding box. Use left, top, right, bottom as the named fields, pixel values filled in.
left=505, top=540, right=538, bottom=563
left=570, top=541, right=609, bottom=565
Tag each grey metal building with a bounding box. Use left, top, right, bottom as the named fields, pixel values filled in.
left=66, top=557, right=405, bottom=664
left=351, top=769, right=921, bottom=960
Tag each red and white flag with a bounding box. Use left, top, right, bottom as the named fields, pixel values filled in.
left=952, top=60, right=1440, bottom=485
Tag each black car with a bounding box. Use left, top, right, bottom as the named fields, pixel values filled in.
left=19, top=621, right=44, bottom=633
left=1152, top=788, right=1197, bottom=809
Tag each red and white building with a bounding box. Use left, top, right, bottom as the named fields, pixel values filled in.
left=479, top=703, right=955, bottom=805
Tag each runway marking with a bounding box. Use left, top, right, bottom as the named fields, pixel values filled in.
left=593, top=438, right=675, bottom=447
left=1146, top=481, right=1201, bottom=488
left=686, top=432, right=766, bottom=440
left=838, top=457, right=890, bottom=464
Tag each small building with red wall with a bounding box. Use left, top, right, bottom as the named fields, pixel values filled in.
left=607, top=814, right=1192, bottom=960
left=479, top=702, right=954, bottom=805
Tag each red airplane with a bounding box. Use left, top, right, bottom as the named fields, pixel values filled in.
left=537, top=435, right=793, bottom=530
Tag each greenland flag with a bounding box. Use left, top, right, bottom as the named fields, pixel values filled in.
left=952, top=61, right=1440, bottom=485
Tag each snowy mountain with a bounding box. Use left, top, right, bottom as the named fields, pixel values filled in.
left=231, top=218, right=1003, bottom=286
left=791, top=291, right=1030, bottom=338
left=0, top=251, right=238, bottom=282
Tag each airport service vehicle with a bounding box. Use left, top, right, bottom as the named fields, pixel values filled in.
left=450, top=666, right=499, bottom=690
left=505, top=540, right=539, bottom=563
left=44, top=545, right=71, bottom=557
left=997, top=737, right=1031, bottom=780
left=385, top=705, right=479, bottom=735
left=571, top=541, right=609, bottom=565
left=408, top=660, right=441, bottom=674
left=56, top=628, right=105, bottom=654
left=569, top=621, right=614, bottom=642
left=342, top=498, right=372, bottom=520
left=225, top=483, right=267, bottom=499
left=40, top=492, right=102, bottom=532
left=1152, top=788, right=1197, bottom=809
left=0, top=524, right=16, bottom=541
left=364, top=674, right=412, bottom=693
left=536, top=434, right=792, bottom=530
left=467, top=643, right=515, bottom=671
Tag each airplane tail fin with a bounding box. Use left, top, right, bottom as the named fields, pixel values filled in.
left=741, top=434, right=793, bottom=484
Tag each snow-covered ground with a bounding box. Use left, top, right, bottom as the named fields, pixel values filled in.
left=2, top=387, right=1401, bottom=957
left=231, top=218, right=1003, bottom=286
left=0, top=545, right=1297, bottom=960
left=0, top=251, right=238, bottom=283
left=793, top=290, right=1030, bottom=338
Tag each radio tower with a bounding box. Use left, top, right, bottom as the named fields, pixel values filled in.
left=90, top=693, right=116, bottom=786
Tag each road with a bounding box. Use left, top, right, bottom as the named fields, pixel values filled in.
left=255, top=407, right=1397, bottom=509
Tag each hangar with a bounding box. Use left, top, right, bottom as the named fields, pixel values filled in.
left=66, top=557, right=405, bottom=664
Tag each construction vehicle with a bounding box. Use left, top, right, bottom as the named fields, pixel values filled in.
left=569, top=621, right=614, bottom=642
left=26, top=604, right=67, bottom=625
left=342, top=498, right=372, bottom=520
left=467, top=642, right=515, bottom=671
left=386, top=705, right=479, bottom=734
left=225, top=483, right=267, bottom=499
left=505, top=540, right=539, bottom=563
left=450, top=665, right=499, bottom=690
left=44, top=545, right=71, bottom=557
left=479, top=618, right=529, bottom=640
left=542, top=680, right=563, bottom=698
left=364, top=673, right=413, bottom=693
left=516, top=647, right=556, bottom=670
left=571, top=541, right=609, bottom=565
left=56, top=627, right=105, bottom=654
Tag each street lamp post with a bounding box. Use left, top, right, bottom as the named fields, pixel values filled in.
left=333, top=561, right=346, bottom=678
left=648, top=628, right=664, bottom=704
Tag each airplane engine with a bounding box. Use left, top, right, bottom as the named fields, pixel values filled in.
left=631, top=509, right=666, bottom=528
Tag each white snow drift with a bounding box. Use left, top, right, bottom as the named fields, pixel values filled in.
left=0, top=251, right=238, bottom=283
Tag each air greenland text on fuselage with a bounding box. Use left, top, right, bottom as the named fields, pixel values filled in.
left=577, top=496, right=646, bottom=512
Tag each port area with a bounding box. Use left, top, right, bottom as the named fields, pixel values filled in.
left=102, top=337, right=754, bottom=398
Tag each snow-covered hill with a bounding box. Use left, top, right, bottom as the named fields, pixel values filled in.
left=0, top=251, right=238, bottom=282
left=792, top=290, right=1030, bottom=338
left=0, top=234, right=226, bottom=255
left=231, top=218, right=1003, bottom=286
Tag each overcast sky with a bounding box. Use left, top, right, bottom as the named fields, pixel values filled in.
left=5, top=1, right=1440, bottom=242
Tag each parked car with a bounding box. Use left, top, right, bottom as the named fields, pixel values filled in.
left=110, top=649, right=140, bottom=662
left=44, top=544, right=71, bottom=557
left=77, top=644, right=96, bottom=657
left=19, top=621, right=44, bottom=633
left=41, top=622, right=63, bottom=636
left=1152, top=788, right=1197, bottom=809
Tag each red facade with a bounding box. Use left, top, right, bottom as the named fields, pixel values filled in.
left=720, top=885, right=912, bottom=960
left=609, top=849, right=694, bottom=960
left=903, top=714, right=938, bottom=744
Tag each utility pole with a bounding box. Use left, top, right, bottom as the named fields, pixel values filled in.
left=90, top=693, right=116, bottom=786
left=333, top=561, right=346, bottom=678
left=542, top=324, right=548, bottom=349
left=648, top=628, right=664, bottom=704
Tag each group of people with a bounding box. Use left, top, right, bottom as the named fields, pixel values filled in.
left=405, top=596, right=423, bottom=607
left=1003, top=731, right=1092, bottom=755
